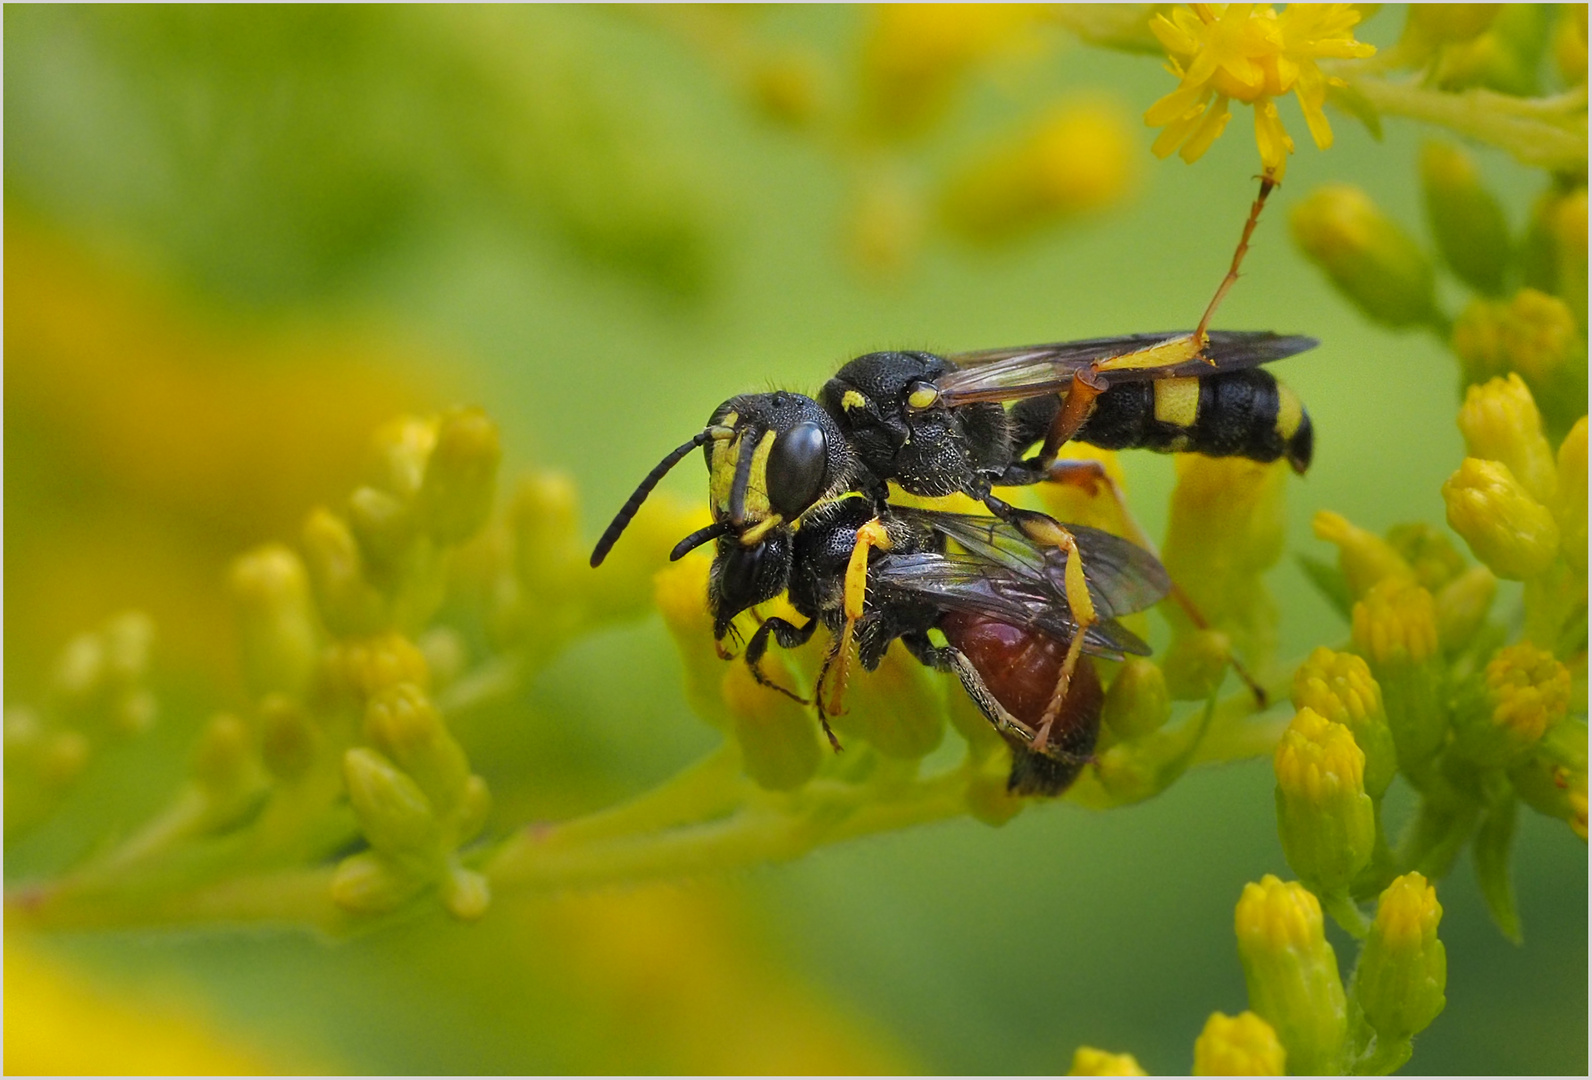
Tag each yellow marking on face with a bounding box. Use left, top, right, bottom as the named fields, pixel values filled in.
left=840, top=389, right=867, bottom=411
left=1275, top=381, right=1303, bottom=440
left=709, top=433, right=737, bottom=516
left=738, top=513, right=785, bottom=546
left=740, top=429, right=779, bottom=521
left=1153, top=376, right=1201, bottom=428
left=1094, top=334, right=1201, bottom=373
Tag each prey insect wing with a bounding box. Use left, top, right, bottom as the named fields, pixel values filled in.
left=938, top=330, right=1318, bottom=406
left=869, top=550, right=1153, bottom=659
left=888, top=507, right=1171, bottom=621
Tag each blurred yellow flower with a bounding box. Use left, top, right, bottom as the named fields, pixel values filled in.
left=1146, top=4, right=1376, bottom=178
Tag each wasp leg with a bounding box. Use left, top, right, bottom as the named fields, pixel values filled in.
left=815, top=517, right=894, bottom=740
left=1193, top=171, right=1278, bottom=351
left=745, top=616, right=817, bottom=705
left=973, top=491, right=1095, bottom=754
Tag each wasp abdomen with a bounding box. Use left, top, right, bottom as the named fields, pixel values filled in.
left=1016, top=368, right=1313, bottom=474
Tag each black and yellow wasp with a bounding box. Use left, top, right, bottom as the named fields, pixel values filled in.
left=590, top=179, right=1316, bottom=793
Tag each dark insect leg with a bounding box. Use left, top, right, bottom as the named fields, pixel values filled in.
left=812, top=634, right=846, bottom=753
left=744, top=616, right=817, bottom=705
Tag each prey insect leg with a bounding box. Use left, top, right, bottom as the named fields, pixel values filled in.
left=975, top=492, right=1096, bottom=753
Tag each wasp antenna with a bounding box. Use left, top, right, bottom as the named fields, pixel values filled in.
left=1193, top=171, right=1279, bottom=351
left=590, top=429, right=727, bottom=567
left=669, top=520, right=733, bottom=561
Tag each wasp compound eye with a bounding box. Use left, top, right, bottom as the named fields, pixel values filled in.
left=766, top=421, right=828, bottom=518
left=905, top=381, right=939, bottom=412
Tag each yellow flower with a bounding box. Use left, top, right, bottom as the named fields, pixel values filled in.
left=1146, top=4, right=1376, bottom=178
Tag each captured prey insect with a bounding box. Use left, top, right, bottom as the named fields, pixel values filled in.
left=854, top=507, right=1170, bottom=795
left=589, top=175, right=1313, bottom=788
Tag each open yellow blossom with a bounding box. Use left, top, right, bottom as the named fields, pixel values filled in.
left=1146, top=4, right=1376, bottom=178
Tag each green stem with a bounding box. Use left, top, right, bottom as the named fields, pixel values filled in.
left=1345, top=76, right=1588, bottom=171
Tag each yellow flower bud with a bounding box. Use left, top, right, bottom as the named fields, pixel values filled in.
left=441, top=864, right=491, bottom=922
left=1420, top=140, right=1511, bottom=296
left=1508, top=718, right=1588, bottom=839
left=586, top=493, right=708, bottom=625
left=192, top=713, right=255, bottom=799
left=302, top=508, right=388, bottom=636
left=1353, top=873, right=1447, bottom=1041
left=331, top=850, right=428, bottom=915
left=722, top=660, right=822, bottom=792
left=364, top=683, right=473, bottom=817
left=1351, top=578, right=1445, bottom=769
left=1193, top=1011, right=1285, bottom=1076
left=1161, top=629, right=1232, bottom=702
left=1291, top=185, right=1438, bottom=329
left=1234, top=876, right=1346, bottom=1076
left=342, top=747, right=443, bottom=864
left=1312, top=511, right=1413, bottom=598
left=347, top=485, right=416, bottom=578
left=1291, top=648, right=1395, bottom=799
left=1443, top=458, right=1561, bottom=580
left=940, top=101, right=1136, bottom=244
left=230, top=545, right=321, bottom=698
left=1274, top=709, right=1376, bottom=893
left=1102, top=657, right=1172, bottom=740
left=1458, top=375, right=1558, bottom=504
left=1068, top=1046, right=1146, bottom=1076
left=1164, top=456, right=1287, bottom=665
left=416, top=407, right=501, bottom=544
left=1454, top=290, right=1581, bottom=396
left=1352, top=578, right=1438, bottom=668
left=1385, top=522, right=1468, bottom=592
left=258, top=693, right=316, bottom=781
left=326, top=632, right=430, bottom=705
left=654, top=557, right=731, bottom=731
left=840, top=641, right=944, bottom=760
left=1433, top=565, right=1498, bottom=654
left=1554, top=417, right=1587, bottom=573
left=367, top=415, right=437, bottom=501
left=1456, top=644, right=1573, bottom=765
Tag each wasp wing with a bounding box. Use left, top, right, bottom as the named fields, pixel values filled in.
left=938, top=330, right=1318, bottom=406
left=889, top=507, right=1170, bottom=621
left=868, top=550, right=1153, bottom=659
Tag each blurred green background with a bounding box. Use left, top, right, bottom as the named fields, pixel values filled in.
left=5, top=5, right=1585, bottom=1074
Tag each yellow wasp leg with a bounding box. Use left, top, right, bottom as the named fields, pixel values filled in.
left=818, top=517, right=893, bottom=733
left=1045, top=460, right=1268, bottom=706
left=1014, top=514, right=1097, bottom=754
